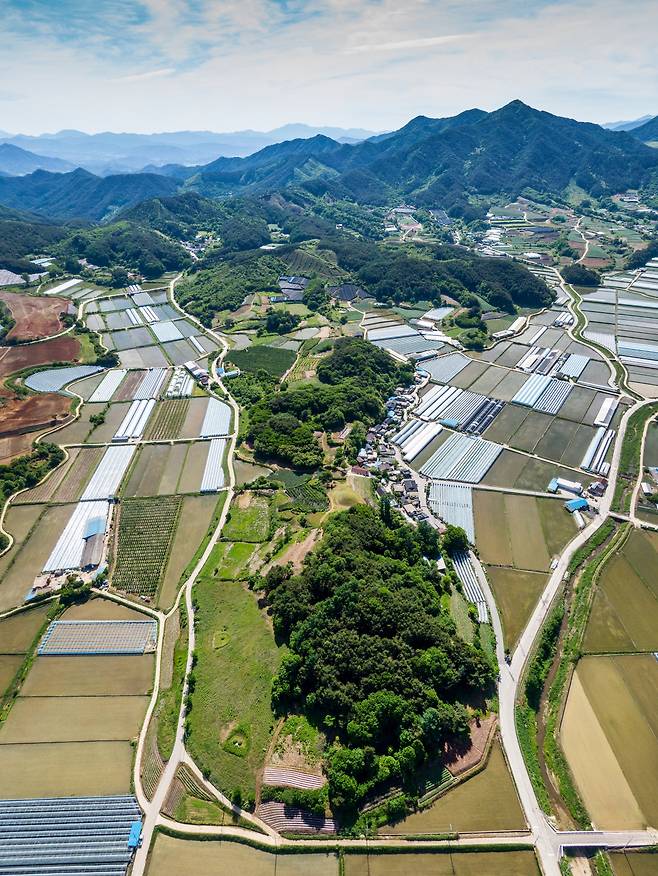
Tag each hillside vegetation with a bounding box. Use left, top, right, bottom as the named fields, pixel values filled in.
left=262, top=503, right=494, bottom=819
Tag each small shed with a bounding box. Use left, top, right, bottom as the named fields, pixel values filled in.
left=565, top=497, right=589, bottom=513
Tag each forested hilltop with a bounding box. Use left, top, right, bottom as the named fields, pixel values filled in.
left=261, top=503, right=495, bottom=821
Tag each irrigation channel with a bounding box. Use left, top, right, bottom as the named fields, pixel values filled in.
left=1, top=269, right=657, bottom=876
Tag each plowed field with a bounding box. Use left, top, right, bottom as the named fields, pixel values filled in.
left=0, top=291, right=69, bottom=341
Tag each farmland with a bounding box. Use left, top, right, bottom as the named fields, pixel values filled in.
left=0, top=597, right=152, bottom=799
left=0, top=290, right=69, bottom=341
left=146, top=399, right=190, bottom=440
left=112, top=496, right=183, bottom=598
left=187, top=576, right=283, bottom=802
left=560, top=654, right=658, bottom=829
left=222, top=492, right=271, bottom=542
left=385, top=738, right=526, bottom=834
left=227, top=345, right=296, bottom=377
left=0, top=334, right=81, bottom=378
left=147, top=834, right=339, bottom=876
left=583, top=528, right=658, bottom=653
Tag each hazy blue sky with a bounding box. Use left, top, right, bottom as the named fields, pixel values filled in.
left=1, top=0, right=656, bottom=133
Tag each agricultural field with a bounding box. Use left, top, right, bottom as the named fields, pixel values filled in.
left=285, top=478, right=329, bottom=512
left=112, top=496, right=183, bottom=598
left=158, top=493, right=225, bottom=609
left=204, top=541, right=256, bottom=580
left=474, top=492, right=575, bottom=572
left=0, top=503, right=73, bottom=612
left=0, top=598, right=151, bottom=799
left=146, top=399, right=190, bottom=440
left=123, top=443, right=188, bottom=497
left=0, top=334, right=81, bottom=378
left=0, top=603, right=52, bottom=698
left=344, top=850, right=540, bottom=876
left=384, top=738, right=525, bottom=835
left=227, top=345, right=296, bottom=377
left=222, top=492, right=271, bottom=542
left=610, top=851, right=658, bottom=875
left=187, top=577, right=283, bottom=801
left=560, top=654, right=658, bottom=829
left=583, top=528, right=658, bottom=653
left=147, top=834, right=339, bottom=876
left=486, top=567, right=547, bottom=650
left=0, top=290, right=69, bottom=341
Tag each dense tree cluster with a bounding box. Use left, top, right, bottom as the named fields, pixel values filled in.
left=176, top=254, right=284, bottom=326
left=56, top=221, right=190, bottom=278
left=247, top=338, right=411, bottom=468
left=0, top=207, right=66, bottom=274
left=316, top=236, right=553, bottom=312
left=261, top=504, right=494, bottom=817
left=627, top=238, right=658, bottom=270
left=561, top=264, right=600, bottom=286
left=265, top=309, right=301, bottom=334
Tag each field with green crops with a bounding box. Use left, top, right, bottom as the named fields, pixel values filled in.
left=112, top=496, right=183, bottom=597
left=227, top=346, right=296, bottom=377
left=286, top=480, right=329, bottom=512
left=146, top=399, right=190, bottom=440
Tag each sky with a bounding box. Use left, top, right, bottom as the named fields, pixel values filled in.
left=0, top=0, right=656, bottom=134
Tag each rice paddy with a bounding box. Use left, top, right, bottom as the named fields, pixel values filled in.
left=583, top=528, right=658, bottom=653
left=486, top=567, right=548, bottom=650
left=344, top=850, right=540, bottom=876
left=560, top=654, right=658, bottom=829
left=383, top=738, right=525, bottom=835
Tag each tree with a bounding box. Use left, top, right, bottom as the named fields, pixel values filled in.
left=442, top=524, right=470, bottom=554
left=110, top=266, right=129, bottom=288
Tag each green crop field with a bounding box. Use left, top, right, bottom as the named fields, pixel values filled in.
left=112, top=496, right=183, bottom=598
left=228, top=346, right=296, bottom=377
left=204, top=541, right=256, bottom=580
left=146, top=399, right=190, bottom=440
left=286, top=479, right=328, bottom=512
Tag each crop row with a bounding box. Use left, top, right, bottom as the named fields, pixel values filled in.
left=147, top=399, right=190, bottom=441
left=112, top=496, right=183, bottom=597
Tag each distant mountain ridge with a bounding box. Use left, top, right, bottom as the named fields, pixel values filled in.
left=0, top=143, right=75, bottom=175
left=182, top=101, right=658, bottom=211
left=630, top=116, right=658, bottom=143
left=0, top=124, right=379, bottom=175
left=1, top=102, right=657, bottom=221
left=604, top=115, right=654, bottom=132
left=0, top=168, right=178, bottom=221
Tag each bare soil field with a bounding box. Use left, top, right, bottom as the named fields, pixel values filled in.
left=147, top=835, right=339, bottom=876
left=0, top=335, right=80, bottom=378
left=0, top=290, right=69, bottom=341
left=0, top=391, right=71, bottom=450
left=384, top=738, right=525, bottom=835
left=0, top=504, right=45, bottom=577
left=345, top=850, right=539, bottom=876
left=21, top=654, right=154, bottom=696
left=0, top=432, right=37, bottom=463
left=0, top=740, right=133, bottom=797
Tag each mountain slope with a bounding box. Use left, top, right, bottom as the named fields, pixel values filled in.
left=186, top=101, right=658, bottom=209
left=631, top=116, right=658, bottom=143
left=0, top=144, right=74, bottom=175
left=0, top=168, right=179, bottom=221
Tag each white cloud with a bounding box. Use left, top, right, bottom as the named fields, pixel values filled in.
left=0, top=0, right=655, bottom=133
left=109, top=67, right=176, bottom=83
left=344, top=34, right=473, bottom=54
